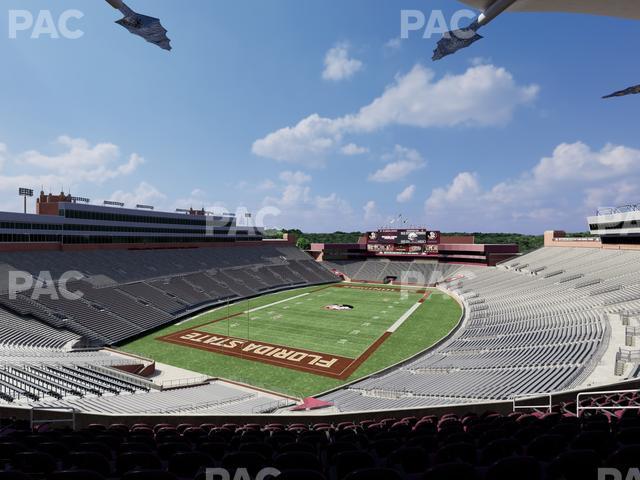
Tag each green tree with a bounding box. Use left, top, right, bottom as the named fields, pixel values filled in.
left=296, top=237, right=311, bottom=250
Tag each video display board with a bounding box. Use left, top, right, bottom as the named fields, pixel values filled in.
left=366, top=243, right=439, bottom=256
left=367, top=229, right=440, bottom=245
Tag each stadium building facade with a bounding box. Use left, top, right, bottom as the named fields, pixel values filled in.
left=309, top=228, right=519, bottom=266
left=0, top=191, right=263, bottom=250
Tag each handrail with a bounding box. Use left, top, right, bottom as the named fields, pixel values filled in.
left=30, top=407, right=76, bottom=430
left=87, top=364, right=160, bottom=391
left=576, top=389, right=640, bottom=417
left=160, top=376, right=210, bottom=389
left=512, top=393, right=552, bottom=413
left=617, top=348, right=640, bottom=363
left=251, top=399, right=295, bottom=414
left=141, top=394, right=252, bottom=415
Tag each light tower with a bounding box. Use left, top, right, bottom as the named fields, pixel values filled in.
left=18, top=187, right=33, bottom=214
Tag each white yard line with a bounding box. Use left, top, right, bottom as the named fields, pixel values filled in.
left=387, top=302, right=422, bottom=333
left=176, top=304, right=227, bottom=325
left=244, top=292, right=310, bottom=314
left=176, top=292, right=311, bottom=325
left=345, top=281, right=428, bottom=290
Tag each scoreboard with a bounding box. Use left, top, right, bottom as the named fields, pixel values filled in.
left=366, top=229, right=440, bottom=256
left=367, top=229, right=440, bottom=245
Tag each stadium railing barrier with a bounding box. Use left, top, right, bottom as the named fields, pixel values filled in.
left=30, top=406, right=76, bottom=430
left=512, top=393, right=553, bottom=413
left=159, top=376, right=210, bottom=389
left=576, top=388, right=640, bottom=417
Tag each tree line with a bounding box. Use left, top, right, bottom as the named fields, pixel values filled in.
left=265, top=229, right=591, bottom=254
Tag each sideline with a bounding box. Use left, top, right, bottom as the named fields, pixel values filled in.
left=387, top=302, right=422, bottom=333
left=243, top=292, right=310, bottom=314
left=176, top=304, right=227, bottom=325
left=176, top=291, right=314, bottom=326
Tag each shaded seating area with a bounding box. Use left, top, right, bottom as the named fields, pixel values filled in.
left=0, top=245, right=338, bottom=345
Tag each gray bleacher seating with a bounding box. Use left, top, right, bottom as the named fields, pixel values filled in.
left=0, top=244, right=338, bottom=345
left=321, top=247, right=640, bottom=411
left=322, top=259, right=461, bottom=285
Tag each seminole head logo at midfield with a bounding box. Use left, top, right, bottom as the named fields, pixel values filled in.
left=324, top=304, right=354, bottom=311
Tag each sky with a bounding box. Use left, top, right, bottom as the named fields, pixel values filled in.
left=0, top=0, right=639, bottom=233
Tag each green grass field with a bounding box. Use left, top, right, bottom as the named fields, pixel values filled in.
left=119, top=283, right=462, bottom=397
left=196, top=286, right=421, bottom=358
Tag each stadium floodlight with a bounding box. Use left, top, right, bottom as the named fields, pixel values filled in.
left=18, top=188, right=34, bottom=214
left=104, top=200, right=125, bottom=207
left=136, top=204, right=154, bottom=210
left=71, top=196, right=91, bottom=204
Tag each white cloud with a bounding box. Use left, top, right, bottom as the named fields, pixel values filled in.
left=384, top=37, right=402, bottom=51
left=170, top=187, right=230, bottom=214
left=108, top=181, right=166, bottom=208
left=0, top=136, right=146, bottom=213
left=470, top=56, right=492, bottom=66
left=0, top=143, right=7, bottom=171
left=363, top=200, right=377, bottom=221
left=533, top=142, right=640, bottom=182
left=253, top=63, right=538, bottom=165
left=426, top=172, right=481, bottom=211
left=18, top=136, right=144, bottom=183
left=262, top=171, right=354, bottom=230
left=279, top=170, right=312, bottom=185
left=315, top=192, right=349, bottom=212
left=257, top=179, right=276, bottom=191
left=341, top=143, right=369, bottom=156
left=322, top=43, right=363, bottom=81
left=252, top=114, right=344, bottom=166
left=273, top=183, right=312, bottom=208
left=424, top=142, right=640, bottom=232
left=369, top=145, right=426, bottom=183
left=397, top=185, right=416, bottom=203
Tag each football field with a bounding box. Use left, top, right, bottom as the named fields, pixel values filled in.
left=120, top=283, right=462, bottom=396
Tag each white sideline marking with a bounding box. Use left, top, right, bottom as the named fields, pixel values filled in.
left=387, top=302, right=422, bottom=333
left=176, top=304, right=227, bottom=325
left=176, top=292, right=310, bottom=325
left=244, top=292, right=310, bottom=314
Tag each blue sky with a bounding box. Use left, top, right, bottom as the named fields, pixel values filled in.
left=0, top=0, right=639, bottom=233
